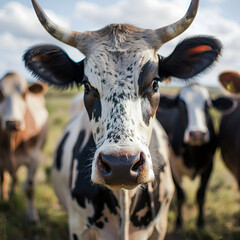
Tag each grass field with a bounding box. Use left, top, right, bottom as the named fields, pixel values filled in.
left=0, top=86, right=240, bottom=240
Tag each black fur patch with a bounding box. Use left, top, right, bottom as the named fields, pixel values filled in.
left=73, top=234, right=78, bottom=240
left=55, top=131, right=70, bottom=170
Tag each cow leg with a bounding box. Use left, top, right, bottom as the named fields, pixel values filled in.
left=173, top=177, right=185, bottom=229
left=196, top=161, right=213, bottom=228
left=2, top=171, right=10, bottom=200
left=24, top=156, right=39, bottom=223
left=0, top=171, right=3, bottom=199
left=9, top=172, right=17, bottom=198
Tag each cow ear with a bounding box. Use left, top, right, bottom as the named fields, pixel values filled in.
left=158, top=36, right=222, bottom=80
left=219, top=71, right=240, bottom=95
left=28, top=82, right=48, bottom=95
left=159, top=95, right=178, bottom=109
left=23, top=44, right=84, bottom=89
left=211, top=97, right=237, bottom=113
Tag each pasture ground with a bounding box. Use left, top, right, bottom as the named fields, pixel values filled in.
left=0, top=86, right=240, bottom=240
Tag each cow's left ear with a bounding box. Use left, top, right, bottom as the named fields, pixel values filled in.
left=219, top=71, right=240, bottom=95
left=28, top=82, right=48, bottom=95
left=23, top=44, right=84, bottom=89
left=211, top=96, right=237, bottom=113
left=158, top=36, right=222, bottom=80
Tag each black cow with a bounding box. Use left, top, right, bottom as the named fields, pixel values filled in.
left=157, top=83, right=235, bottom=228
left=219, top=71, right=240, bottom=192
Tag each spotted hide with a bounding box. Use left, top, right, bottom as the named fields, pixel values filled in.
left=0, top=72, right=48, bottom=223
left=23, top=0, right=223, bottom=238
left=157, top=84, right=235, bottom=228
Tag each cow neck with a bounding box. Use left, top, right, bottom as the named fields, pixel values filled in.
left=22, top=105, right=41, bottom=142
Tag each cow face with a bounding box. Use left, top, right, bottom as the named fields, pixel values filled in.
left=178, top=84, right=211, bottom=145
left=0, top=72, right=46, bottom=132
left=24, top=0, right=222, bottom=189
left=159, top=84, right=236, bottom=146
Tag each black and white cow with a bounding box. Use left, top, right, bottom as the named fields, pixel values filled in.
left=219, top=71, right=240, bottom=191
left=23, top=0, right=223, bottom=238
left=157, top=83, right=235, bottom=228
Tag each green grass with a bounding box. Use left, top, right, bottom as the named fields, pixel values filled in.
left=0, top=86, right=240, bottom=240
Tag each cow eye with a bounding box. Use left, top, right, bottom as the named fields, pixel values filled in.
left=151, top=78, right=160, bottom=91
left=83, top=81, right=91, bottom=95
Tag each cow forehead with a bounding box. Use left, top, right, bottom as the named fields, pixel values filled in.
left=85, top=45, right=157, bottom=92
left=179, top=85, right=210, bottom=107
left=0, top=73, right=27, bottom=95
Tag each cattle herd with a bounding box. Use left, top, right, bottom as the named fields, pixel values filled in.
left=1, top=0, right=240, bottom=239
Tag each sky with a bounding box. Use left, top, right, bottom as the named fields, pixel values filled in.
left=0, top=0, right=239, bottom=87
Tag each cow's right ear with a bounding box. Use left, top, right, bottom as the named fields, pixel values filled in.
left=23, top=44, right=84, bottom=89
left=159, top=95, right=178, bottom=109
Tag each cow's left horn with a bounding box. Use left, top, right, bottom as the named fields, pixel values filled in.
left=31, top=0, right=90, bottom=54
left=155, top=0, right=199, bottom=44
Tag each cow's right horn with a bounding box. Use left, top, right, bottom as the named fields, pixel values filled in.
left=31, top=0, right=91, bottom=55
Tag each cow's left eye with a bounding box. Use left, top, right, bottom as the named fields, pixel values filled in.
left=151, top=79, right=160, bottom=91
left=83, top=81, right=91, bottom=94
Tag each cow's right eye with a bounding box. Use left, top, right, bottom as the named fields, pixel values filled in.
left=83, top=82, right=91, bottom=94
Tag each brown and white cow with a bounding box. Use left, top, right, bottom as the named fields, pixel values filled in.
left=0, top=72, right=48, bottom=223
left=219, top=71, right=240, bottom=191
left=23, top=0, right=222, bottom=239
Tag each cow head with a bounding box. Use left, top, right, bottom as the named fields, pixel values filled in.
left=24, top=0, right=222, bottom=189
left=0, top=72, right=46, bottom=132
left=159, top=84, right=235, bottom=146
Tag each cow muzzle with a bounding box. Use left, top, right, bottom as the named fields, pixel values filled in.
left=5, top=120, right=23, bottom=131
left=184, top=130, right=209, bottom=146
left=93, top=151, right=153, bottom=189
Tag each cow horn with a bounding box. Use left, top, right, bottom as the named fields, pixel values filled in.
left=155, top=0, right=199, bottom=44
left=31, top=0, right=90, bottom=54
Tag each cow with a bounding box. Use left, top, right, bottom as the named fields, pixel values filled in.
left=156, top=83, right=236, bottom=228
left=0, top=72, right=48, bottom=223
left=23, top=0, right=223, bottom=239
left=219, top=71, right=240, bottom=193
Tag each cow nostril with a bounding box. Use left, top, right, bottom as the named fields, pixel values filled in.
left=131, top=153, right=145, bottom=172
left=98, top=154, right=111, bottom=176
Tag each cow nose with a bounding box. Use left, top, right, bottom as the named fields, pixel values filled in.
left=189, top=131, right=207, bottom=142
left=5, top=120, right=22, bottom=131
left=97, top=152, right=145, bottom=187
